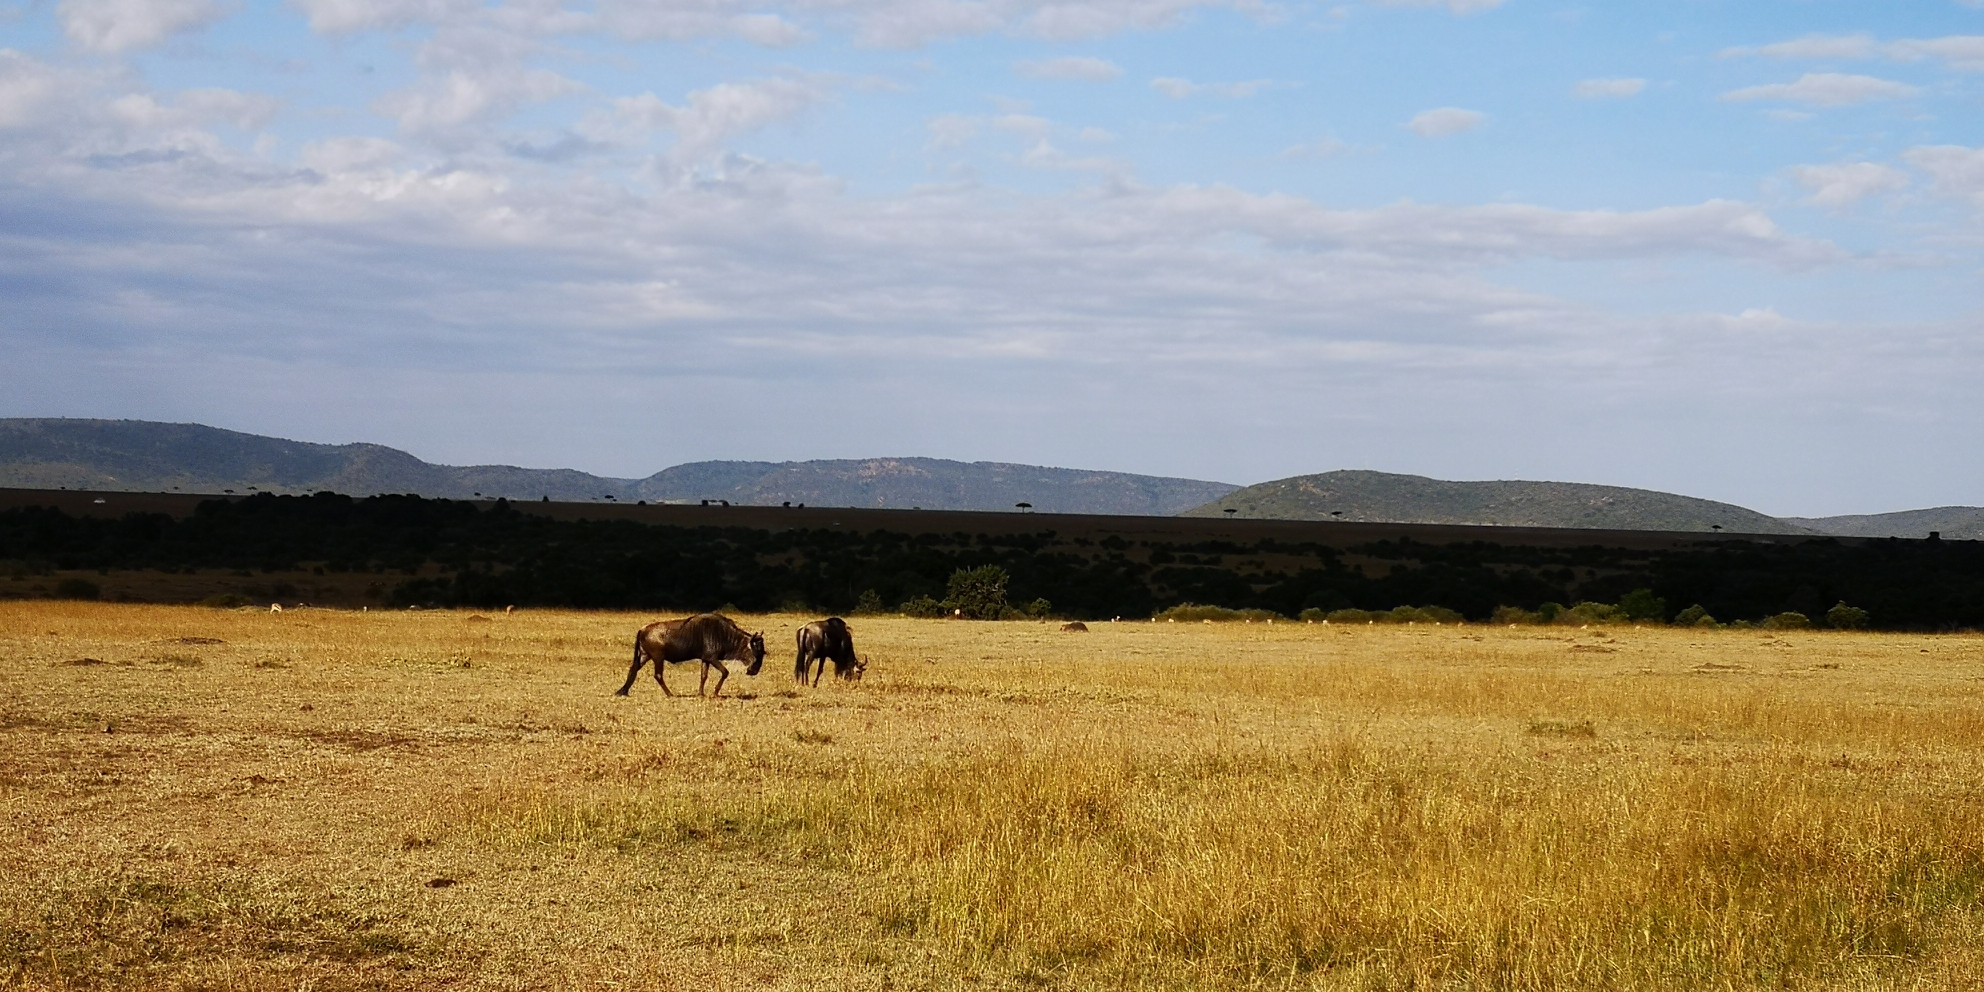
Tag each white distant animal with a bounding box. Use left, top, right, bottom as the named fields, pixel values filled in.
left=269, top=603, right=283, bottom=613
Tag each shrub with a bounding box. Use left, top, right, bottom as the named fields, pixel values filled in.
left=853, top=589, right=886, bottom=615
left=945, top=566, right=1011, bottom=620
left=899, top=595, right=946, bottom=618
left=1301, top=606, right=1377, bottom=623
left=1388, top=605, right=1464, bottom=625
left=1563, top=602, right=1623, bottom=625
left=1536, top=602, right=1565, bottom=623
left=1762, top=612, right=1812, bottom=630
left=1672, top=604, right=1717, bottom=628
left=199, top=593, right=253, bottom=608
left=1154, top=604, right=1285, bottom=623
left=53, top=578, right=100, bottom=600
left=1009, top=598, right=1054, bottom=620
left=1491, top=605, right=1539, bottom=625
left=1826, top=601, right=1870, bottom=630
left=1618, top=588, right=1668, bottom=622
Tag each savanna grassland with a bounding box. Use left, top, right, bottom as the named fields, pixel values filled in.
left=5, top=604, right=1984, bottom=991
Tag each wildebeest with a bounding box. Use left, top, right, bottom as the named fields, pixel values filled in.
left=617, top=614, right=766, bottom=698
left=794, top=617, right=865, bottom=686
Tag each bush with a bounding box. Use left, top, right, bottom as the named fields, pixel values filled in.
left=853, top=589, right=885, bottom=615
left=1762, top=612, right=1812, bottom=630
left=1826, top=601, right=1870, bottom=630
left=1321, top=608, right=1377, bottom=624
left=1618, top=588, right=1668, bottom=622
left=199, top=593, right=253, bottom=608
left=1672, top=604, right=1718, bottom=628
left=946, top=566, right=1012, bottom=620
left=53, top=578, right=100, bottom=600
left=1536, top=602, right=1565, bottom=623
left=1155, top=603, right=1285, bottom=623
left=1388, top=605, right=1464, bottom=624
left=1490, top=605, right=1539, bottom=625
left=1563, top=602, right=1623, bottom=625
left=1011, top=597, right=1054, bottom=620
left=899, top=595, right=946, bottom=618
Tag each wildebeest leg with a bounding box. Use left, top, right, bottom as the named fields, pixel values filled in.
left=707, top=661, right=730, bottom=698
left=616, top=640, right=647, bottom=696
left=811, top=656, right=826, bottom=687
left=656, top=659, right=674, bottom=697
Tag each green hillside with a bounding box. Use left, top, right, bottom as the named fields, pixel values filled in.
left=0, top=419, right=1236, bottom=515
left=640, top=458, right=1237, bottom=515
left=1784, top=507, right=1984, bottom=541
left=1183, top=469, right=1812, bottom=535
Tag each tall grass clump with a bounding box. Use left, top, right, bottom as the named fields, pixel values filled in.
left=453, top=737, right=1984, bottom=989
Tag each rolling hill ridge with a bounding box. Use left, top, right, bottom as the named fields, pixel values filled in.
left=2, top=419, right=1970, bottom=536
left=1184, top=470, right=1815, bottom=535
left=0, top=419, right=1237, bottom=516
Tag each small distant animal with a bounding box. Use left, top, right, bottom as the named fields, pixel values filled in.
left=1060, top=621, right=1088, bottom=632
left=617, top=614, right=766, bottom=698
left=269, top=603, right=282, bottom=613
left=795, top=617, right=865, bottom=686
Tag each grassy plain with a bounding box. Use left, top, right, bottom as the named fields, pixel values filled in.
left=4, top=603, right=1984, bottom=991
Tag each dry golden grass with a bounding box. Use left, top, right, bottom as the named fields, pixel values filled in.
left=5, top=603, right=1984, bottom=990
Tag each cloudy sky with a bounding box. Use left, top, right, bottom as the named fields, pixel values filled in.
left=2, top=0, right=1981, bottom=514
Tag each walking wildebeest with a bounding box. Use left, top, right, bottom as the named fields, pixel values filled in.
left=794, top=617, right=865, bottom=686
left=617, top=614, right=766, bottom=698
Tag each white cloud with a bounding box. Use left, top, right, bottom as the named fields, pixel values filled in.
left=580, top=76, right=832, bottom=161
left=1789, top=162, right=1909, bottom=207
left=1903, top=145, right=1984, bottom=205
left=925, top=112, right=978, bottom=149
left=1720, top=73, right=1918, bottom=107
left=1405, top=106, right=1483, bottom=136
left=289, top=0, right=1273, bottom=49
left=375, top=68, right=584, bottom=139
left=298, top=135, right=406, bottom=173
left=1015, top=56, right=1122, bottom=81
left=57, top=0, right=227, bottom=52
left=0, top=50, right=66, bottom=128
left=1572, top=78, right=1645, bottom=99
left=1721, top=33, right=1984, bottom=72
left=291, top=0, right=475, bottom=34
left=994, top=113, right=1051, bottom=138
left=730, top=13, right=807, bottom=46
left=1149, top=76, right=1272, bottom=98
left=1887, top=35, right=1984, bottom=71
left=1721, top=34, right=1877, bottom=60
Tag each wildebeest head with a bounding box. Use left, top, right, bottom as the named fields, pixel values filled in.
left=746, top=631, right=766, bottom=676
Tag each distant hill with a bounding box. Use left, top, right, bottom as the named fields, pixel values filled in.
left=1783, top=507, right=1984, bottom=541
left=637, top=458, right=1237, bottom=515
left=1182, top=469, right=1813, bottom=535
left=0, top=419, right=1237, bottom=516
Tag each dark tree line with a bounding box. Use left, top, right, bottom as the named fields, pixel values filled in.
left=2, top=493, right=1981, bottom=629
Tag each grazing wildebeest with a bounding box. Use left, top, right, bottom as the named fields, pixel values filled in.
left=617, top=614, right=766, bottom=698
left=794, top=617, right=864, bottom=686
left=1060, top=621, right=1088, bottom=632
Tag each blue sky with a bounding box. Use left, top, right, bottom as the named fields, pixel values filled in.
left=2, top=0, right=1981, bottom=515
